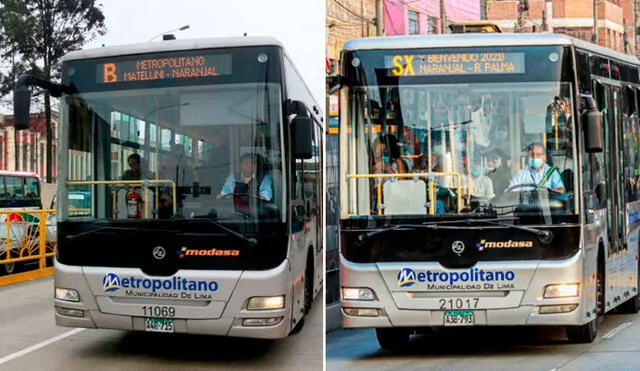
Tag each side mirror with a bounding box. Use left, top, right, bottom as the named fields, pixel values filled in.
left=326, top=75, right=342, bottom=95
left=13, top=85, right=32, bottom=130
left=581, top=95, right=604, bottom=153
left=292, top=116, right=313, bottom=159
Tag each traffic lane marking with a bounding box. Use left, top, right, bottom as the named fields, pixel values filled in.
left=0, top=328, right=85, bottom=365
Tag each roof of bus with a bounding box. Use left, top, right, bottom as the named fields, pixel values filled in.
left=62, top=36, right=284, bottom=61
left=343, top=33, right=640, bottom=66
left=0, top=170, right=40, bottom=178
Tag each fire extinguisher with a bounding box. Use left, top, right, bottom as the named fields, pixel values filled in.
left=126, top=188, right=141, bottom=219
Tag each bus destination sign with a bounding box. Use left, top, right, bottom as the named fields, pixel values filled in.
left=385, top=52, right=525, bottom=76
left=96, top=54, right=232, bottom=83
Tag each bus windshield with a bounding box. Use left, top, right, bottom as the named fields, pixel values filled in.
left=346, top=81, right=579, bottom=223
left=59, top=46, right=285, bottom=224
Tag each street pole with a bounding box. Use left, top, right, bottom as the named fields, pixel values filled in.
left=375, top=0, right=384, bottom=36
left=592, top=0, right=597, bottom=44
left=440, top=0, right=447, bottom=34
left=542, top=0, right=552, bottom=32
left=516, top=0, right=523, bottom=32
left=635, top=0, right=639, bottom=54
left=148, top=25, right=189, bottom=42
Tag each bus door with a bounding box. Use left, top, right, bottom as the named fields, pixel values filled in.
left=596, top=81, right=625, bottom=254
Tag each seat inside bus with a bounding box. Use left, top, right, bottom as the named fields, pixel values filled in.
left=382, top=180, right=428, bottom=215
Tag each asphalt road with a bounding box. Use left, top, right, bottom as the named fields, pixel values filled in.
left=327, top=310, right=640, bottom=370
left=0, top=276, right=322, bottom=371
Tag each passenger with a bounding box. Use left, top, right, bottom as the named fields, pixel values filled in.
left=371, top=134, right=408, bottom=180
left=465, top=159, right=495, bottom=202
left=157, top=144, right=196, bottom=218
left=121, top=153, right=144, bottom=180
left=162, top=143, right=196, bottom=186
left=507, top=143, right=565, bottom=193
left=485, top=150, right=511, bottom=193
left=370, top=134, right=408, bottom=211
left=199, top=130, right=230, bottom=194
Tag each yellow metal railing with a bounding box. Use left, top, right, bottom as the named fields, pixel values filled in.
left=0, top=180, right=178, bottom=285
left=66, top=179, right=177, bottom=219
left=346, top=172, right=463, bottom=215
left=0, top=209, right=56, bottom=276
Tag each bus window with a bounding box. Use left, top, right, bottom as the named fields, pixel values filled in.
left=26, top=178, right=40, bottom=199
left=4, top=176, right=24, bottom=198
left=0, top=174, right=42, bottom=208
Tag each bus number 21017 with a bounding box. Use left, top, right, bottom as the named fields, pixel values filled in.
left=438, top=298, right=479, bottom=310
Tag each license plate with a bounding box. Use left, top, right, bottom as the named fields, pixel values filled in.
left=144, top=318, right=174, bottom=333
left=444, top=311, right=474, bottom=326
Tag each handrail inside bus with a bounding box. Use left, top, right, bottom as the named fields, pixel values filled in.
left=65, top=179, right=177, bottom=218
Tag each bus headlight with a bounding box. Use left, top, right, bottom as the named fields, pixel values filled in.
left=247, top=295, right=285, bottom=310
left=342, top=287, right=376, bottom=301
left=544, top=283, right=579, bottom=298
left=55, top=288, right=80, bottom=302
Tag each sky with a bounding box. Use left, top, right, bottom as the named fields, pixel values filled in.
left=1, top=0, right=326, bottom=113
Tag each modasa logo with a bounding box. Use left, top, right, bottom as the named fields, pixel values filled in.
left=177, top=247, right=240, bottom=258
left=476, top=239, right=533, bottom=251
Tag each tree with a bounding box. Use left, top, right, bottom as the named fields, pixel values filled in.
left=0, top=0, right=106, bottom=182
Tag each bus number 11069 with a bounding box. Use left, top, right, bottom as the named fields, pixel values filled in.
left=142, top=305, right=175, bottom=318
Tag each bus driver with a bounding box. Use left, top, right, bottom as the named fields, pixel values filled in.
left=507, top=142, right=565, bottom=193
left=216, top=153, right=273, bottom=201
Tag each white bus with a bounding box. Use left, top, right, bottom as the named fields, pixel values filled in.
left=0, top=170, right=47, bottom=275
left=13, top=36, right=323, bottom=338
left=328, top=32, right=640, bottom=348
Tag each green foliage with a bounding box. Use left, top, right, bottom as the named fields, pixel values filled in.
left=0, top=0, right=107, bottom=82
left=0, top=0, right=106, bottom=181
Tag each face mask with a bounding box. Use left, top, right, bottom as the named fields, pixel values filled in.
left=471, top=166, right=482, bottom=177
left=495, top=131, right=507, bottom=141
left=529, top=158, right=543, bottom=169
left=382, top=155, right=391, bottom=164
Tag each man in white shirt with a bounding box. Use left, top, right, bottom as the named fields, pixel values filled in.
left=217, top=153, right=273, bottom=201
left=463, top=160, right=495, bottom=202
left=508, top=143, right=565, bottom=193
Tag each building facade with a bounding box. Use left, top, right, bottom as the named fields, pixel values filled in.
left=384, top=0, right=481, bottom=35
left=326, top=0, right=377, bottom=66
left=0, top=113, right=58, bottom=182
left=487, top=0, right=636, bottom=54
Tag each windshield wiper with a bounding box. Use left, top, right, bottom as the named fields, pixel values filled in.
left=356, top=217, right=553, bottom=244
left=65, top=226, right=137, bottom=240
left=464, top=218, right=553, bottom=244
left=188, top=217, right=257, bottom=247
left=357, top=218, right=499, bottom=241
left=356, top=223, right=440, bottom=244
